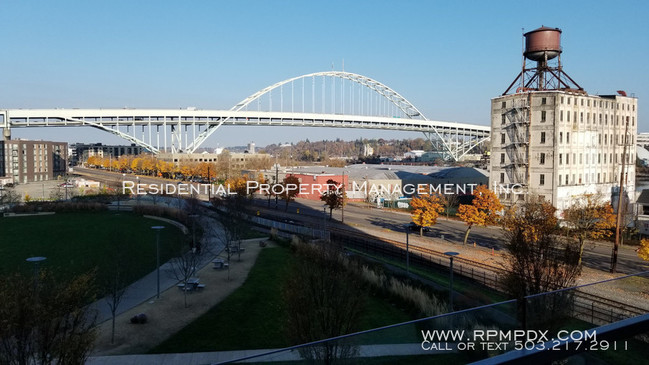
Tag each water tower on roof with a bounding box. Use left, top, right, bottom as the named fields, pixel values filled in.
left=503, top=26, right=585, bottom=95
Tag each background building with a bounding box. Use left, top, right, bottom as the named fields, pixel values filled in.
left=2, top=139, right=68, bottom=184
left=71, top=143, right=144, bottom=166
left=489, top=27, right=637, bottom=212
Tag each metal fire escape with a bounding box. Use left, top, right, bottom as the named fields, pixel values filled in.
left=503, top=97, right=530, bottom=186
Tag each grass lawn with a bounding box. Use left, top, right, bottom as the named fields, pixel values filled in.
left=151, top=245, right=418, bottom=353
left=0, top=211, right=186, bottom=287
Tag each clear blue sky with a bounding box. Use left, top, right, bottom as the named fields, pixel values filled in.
left=2, top=0, right=648, bottom=148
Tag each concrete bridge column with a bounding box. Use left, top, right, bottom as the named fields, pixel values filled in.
left=1, top=110, right=9, bottom=140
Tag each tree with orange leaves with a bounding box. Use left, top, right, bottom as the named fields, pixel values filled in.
left=409, top=193, right=445, bottom=236
left=637, top=238, right=649, bottom=262
left=457, top=185, right=503, bottom=245
left=562, top=194, right=616, bottom=265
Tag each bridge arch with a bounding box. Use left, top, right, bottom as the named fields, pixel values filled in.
left=184, top=71, right=428, bottom=153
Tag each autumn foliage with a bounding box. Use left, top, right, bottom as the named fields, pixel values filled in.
left=562, top=194, right=616, bottom=265
left=638, top=238, right=649, bottom=262
left=456, top=185, right=503, bottom=245
left=409, top=194, right=445, bottom=236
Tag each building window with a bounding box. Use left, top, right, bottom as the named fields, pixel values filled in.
left=567, top=112, right=571, bottom=122
left=502, top=101, right=506, bottom=108
left=559, top=132, right=563, bottom=143
left=597, top=173, right=601, bottom=183
left=540, top=132, right=546, bottom=144
left=560, top=110, right=564, bottom=122
left=568, top=97, right=571, bottom=105
left=558, top=174, right=562, bottom=185
left=567, top=132, right=570, bottom=143
left=598, top=153, right=601, bottom=163
left=561, top=97, right=564, bottom=104
left=565, top=175, right=568, bottom=185
left=598, top=134, right=602, bottom=144
left=541, top=97, right=547, bottom=105
left=541, top=110, right=546, bottom=122
left=540, top=174, right=545, bottom=185
left=566, top=154, right=569, bottom=164
left=500, top=153, right=505, bottom=164
left=559, top=154, right=562, bottom=165
left=501, top=133, right=505, bottom=144
left=599, top=114, right=602, bottom=124
left=540, top=153, right=545, bottom=165
left=580, top=112, right=583, bottom=123
left=500, top=173, right=505, bottom=183
left=501, top=114, right=506, bottom=124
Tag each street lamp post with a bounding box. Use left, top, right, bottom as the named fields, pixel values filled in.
left=404, top=224, right=410, bottom=274
left=26, top=256, right=47, bottom=289
left=444, top=251, right=460, bottom=311
left=177, top=181, right=182, bottom=211
left=151, top=226, right=165, bottom=299
left=188, top=214, right=199, bottom=253
left=323, top=205, right=328, bottom=240
left=341, top=169, right=346, bottom=223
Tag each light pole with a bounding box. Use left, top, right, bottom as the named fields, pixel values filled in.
left=323, top=205, right=328, bottom=240
left=341, top=169, right=346, bottom=223
left=26, top=256, right=46, bottom=289
left=151, top=226, right=165, bottom=299
left=135, top=176, right=140, bottom=205
left=177, top=181, right=182, bottom=211
left=404, top=224, right=410, bottom=274
left=444, top=251, right=460, bottom=311
left=188, top=214, right=199, bottom=253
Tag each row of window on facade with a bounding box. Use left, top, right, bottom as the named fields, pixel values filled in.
left=503, top=97, right=635, bottom=111
left=501, top=110, right=635, bottom=126
left=500, top=131, right=634, bottom=146
left=500, top=151, right=634, bottom=165
left=500, top=172, right=625, bottom=186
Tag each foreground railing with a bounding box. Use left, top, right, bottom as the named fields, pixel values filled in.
left=213, top=271, right=649, bottom=364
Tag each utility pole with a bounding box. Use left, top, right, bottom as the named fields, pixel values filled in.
left=207, top=165, right=211, bottom=201
left=611, top=117, right=629, bottom=273
left=341, top=169, right=346, bottom=223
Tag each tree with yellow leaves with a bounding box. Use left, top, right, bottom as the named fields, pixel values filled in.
left=409, top=193, right=445, bottom=236
left=457, top=185, right=503, bottom=245
left=637, top=238, right=649, bottom=262
left=562, top=194, right=616, bottom=265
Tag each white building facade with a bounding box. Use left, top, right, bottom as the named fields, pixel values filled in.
left=490, top=91, right=637, bottom=212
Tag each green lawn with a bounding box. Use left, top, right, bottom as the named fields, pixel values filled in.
left=151, top=245, right=418, bottom=353
left=0, top=212, right=186, bottom=287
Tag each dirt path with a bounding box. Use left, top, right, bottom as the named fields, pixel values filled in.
left=92, top=238, right=271, bottom=356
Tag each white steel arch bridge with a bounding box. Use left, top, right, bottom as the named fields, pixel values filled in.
left=0, top=71, right=490, bottom=161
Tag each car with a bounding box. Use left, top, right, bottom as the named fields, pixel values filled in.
left=407, top=222, right=430, bottom=233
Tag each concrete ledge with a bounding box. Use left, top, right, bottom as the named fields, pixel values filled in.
left=3, top=212, right=56, bottom=217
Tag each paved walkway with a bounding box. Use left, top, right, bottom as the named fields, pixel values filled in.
left=88, top=209, right=225, bottom=326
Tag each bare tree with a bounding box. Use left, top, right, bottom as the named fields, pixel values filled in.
left=170, top=246, right=201, bottom=308
left=501, top=198, right=581, bottom=329
left=283, top=242, right=365, bottom=364
left=0, top=270, right=97, bottom=365
left=442, top=193, right=459, bottom=219
left=102, top=236, right=131, bottom=344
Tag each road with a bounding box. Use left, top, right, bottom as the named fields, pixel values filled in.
left=72, top=167, right=649, bottom=274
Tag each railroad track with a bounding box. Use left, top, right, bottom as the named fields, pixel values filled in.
left=327, top=225, right=649, bottom=321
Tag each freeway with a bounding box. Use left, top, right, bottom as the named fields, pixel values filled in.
left=72, top=167, right=648, bottom=274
